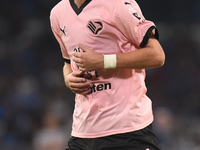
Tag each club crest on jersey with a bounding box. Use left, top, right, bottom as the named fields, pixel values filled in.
left=87, top=20, right=103, bottom=35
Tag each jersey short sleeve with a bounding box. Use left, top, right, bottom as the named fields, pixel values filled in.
left=113, top=0, right=157, bottom=48
left=50, top=9, right=70, bottom=60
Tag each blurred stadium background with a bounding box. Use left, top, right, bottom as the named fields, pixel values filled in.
left=0, top=0, right=200, bottom=150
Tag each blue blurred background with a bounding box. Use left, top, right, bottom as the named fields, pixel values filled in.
left=0, top=0, right=200, bottom=150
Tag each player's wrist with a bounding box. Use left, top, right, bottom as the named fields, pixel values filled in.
left=103, top=54, right=117, bottom=69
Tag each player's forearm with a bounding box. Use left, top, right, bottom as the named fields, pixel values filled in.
left=73, top=38, right=165, bottom=71
left=116, top=38, right=165, bottom=69
left=63, top=62, right=73, bottom=88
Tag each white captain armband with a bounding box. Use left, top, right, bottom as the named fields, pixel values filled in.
left=104, top=54, right=117, bottom=69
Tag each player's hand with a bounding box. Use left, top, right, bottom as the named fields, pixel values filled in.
left=65, top=70, right=92, bottom=95
left=73, top=44, right=104, bottom=71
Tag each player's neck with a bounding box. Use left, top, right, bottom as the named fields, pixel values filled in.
left=74, top=0, right=86, bottom=8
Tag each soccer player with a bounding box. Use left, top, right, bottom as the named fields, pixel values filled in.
left=50, top=0, right=165, bottom=150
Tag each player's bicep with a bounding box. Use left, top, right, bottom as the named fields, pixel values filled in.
left=145, top=34, right=165, bottom=66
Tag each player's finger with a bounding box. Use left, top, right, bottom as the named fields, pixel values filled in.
left=68, top=75, right=86, bottom=83
left=73, top=51, right=85, bottom=59
left=78, top=43, right=89, bottom=52
left=81, top=88, right=91, bottom=95
left=73, top=56, right=82, bottom=64
left=69, top=82, right=91, bottom=89
left=71, top=70, right=85, bottom=77
left=71, top=86, right=91, bottom=95
left=78, top=67, right=87, bottom=72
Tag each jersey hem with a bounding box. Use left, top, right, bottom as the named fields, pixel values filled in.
left=71, top=118, right=153, bottom=138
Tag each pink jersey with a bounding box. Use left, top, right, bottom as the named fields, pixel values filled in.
left=50, top=0, right=157, bottom=138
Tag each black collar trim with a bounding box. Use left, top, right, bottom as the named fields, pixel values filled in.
left=69, top=0, right=92, bottom=15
